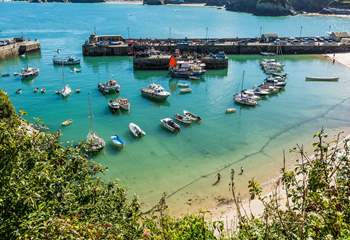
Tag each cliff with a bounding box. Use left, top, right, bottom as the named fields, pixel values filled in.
left=226, top=0, right=295, bottom=16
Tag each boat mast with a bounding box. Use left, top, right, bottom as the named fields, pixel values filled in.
left=88, top=93, right=94, bottom=133
left=240, top=70, right=245, bottom=97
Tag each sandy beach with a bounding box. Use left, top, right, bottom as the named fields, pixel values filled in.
left=325, top=52, right=350, bottom=69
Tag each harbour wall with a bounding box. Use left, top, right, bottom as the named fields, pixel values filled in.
left=83, top=38, right=350, bottom=56
left=0, top=40, right=41, bottom=60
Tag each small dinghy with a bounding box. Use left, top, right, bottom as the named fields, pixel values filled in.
left=180, top=88, right=192, bottom=94
left=41, top=88, right=46, bottom=94
left=183, top=110, right=202, bottom=122
left=1, top=73, right=10, bottom=77
left=110, top=135, right=125, bottom=149
left=33, top=87, right=39, bottom=93
left=189, top=76, right=200, bottom=80
left=226, top=108, right=236, bottom=113
left=305, top=76, right=339, bottom=82
left=75, top=88, right=81, bottom=93
left=129, top=122, right=146, bottom=138
left=175, top=113, right=192, bottom=125
left=16, top=89, right=22, bottom=95
left=160, top=118, right=181, bottom=133
left=72, top=67, right=81, bottom=73
left=61, top=119, right=73, bottom=127
left=177, top=83, right=189, bottom=88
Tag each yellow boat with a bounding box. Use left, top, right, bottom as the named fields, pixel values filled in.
left=61, top=119, right=73, bottom=127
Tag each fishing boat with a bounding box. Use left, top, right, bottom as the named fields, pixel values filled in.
left=98, top=80, right=120, bottom=95
left=183, top=110, right=202, bottom=122
left=117, top=98, right=130, bottom=111
left=305, top=76, right=339, bottom=82
left=169, top=58, right=206, bottom=79
left=61, top=119, right=73, bottom=127
left=141, top=83, right=170, bottom=101
left=108, top=99, right=120, bottom=112
left=160, top=118, right=181, bottom=133
left=53, top=56, right=80, bottom=65
left=20, top=67, right=39, bottom=80
left=177, top=83, right=189, bottom=88
left=129, top=122, right=146, bottom=138
left=110, top=135, right=125, bottom=149
left=59, top=85, right=72, bottom=97
left=226, top=108, right=236, bottom=113
left=175, top=113, right=192, bottom=125
left=180, top=88, right=192, bottom=94
left=87, top=131, right=105, bottom=152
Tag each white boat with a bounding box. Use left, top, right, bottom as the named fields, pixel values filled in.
left=129, top=123, right=146, bottom=138
left=87, top=131, right=105, bottom=152
left=160, top=118, right=181, bottom=133
left=180, top=88, right=192, bottom=94
left=234, top=94, right=257, bottom=107
left=98, top=80, right=120, bottom=95
left=183, top=110, right=202, bottom=122
left=61, top=119, right=73, bottom=127
left=108, top=99, right=120, bottom=112
left=177, top=83, right=189, bottom=88
left=141, top=83, right=170, bottom=101
left=72, top=67, right=81, bottom=73
left=60, top=85, right=72, bottom=98
left=226, top=108, right=236, bottom=113
left=305, top=76, right=339, bottom=82
left=53, top=56, right=80, bottom=65
left=175, top=114, right=192, bottom=125
left=110, top=135, right=125, bottom=149
left=242, top=89, right=261, bottom=100
left=117, top=98, right=130, bottom=111
left=20, top=67, right=39, bottom=80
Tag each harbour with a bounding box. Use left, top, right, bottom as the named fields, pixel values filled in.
left=1, top=2, right=350, bottom=216
left=0, top=37, right=40, bottom=60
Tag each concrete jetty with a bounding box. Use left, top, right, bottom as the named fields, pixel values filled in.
left=83, top=32, right=350, bottom=57
left=0, top=38, right=40, bottom=60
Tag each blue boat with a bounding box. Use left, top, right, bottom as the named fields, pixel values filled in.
left=110, top=135, right=125, bottom=149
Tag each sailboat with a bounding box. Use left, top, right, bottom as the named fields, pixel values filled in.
left=234, top=71, right=258, bottom=107
left=59, top=63, right=72, bottom=98
left=86, top=94, right=105, bottom=153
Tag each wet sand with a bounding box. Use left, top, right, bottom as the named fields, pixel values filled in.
left=326, top=53, right=350, bottom=69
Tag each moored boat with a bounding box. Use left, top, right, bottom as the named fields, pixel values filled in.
left=160, top=118, right=181, bottom=133
left=129, top=123, right=146, bottom=138
left=86, top=131, right=105, bottom=152
left=141, top=83, right=170, bottom=101
left=20, top=67, right=39, bottom=80
left=108, top=99, right=120, bottom=112
left=305, top=76, right=339, bottom=82
left=180, top=88, right=192, bottom=94
left=61, top=119, right=73, bottom=127
left=175, top=113, right=192, bottom=125
left=98, top=80, right=120, bottom=95
left=177, top=83, right=189, bottom=88
left=226, top=108, right=236, bottom=113
left=117, top=98, right=130, bottom=111
left=234, top=94, right=257, bottom=106
left=53, top=56, right=80, bottom=65
left=59, top=85, right=72, bottom=97
left=110, top=135, right=125, bottom=149
left=183, top=110, right=202, bottom=122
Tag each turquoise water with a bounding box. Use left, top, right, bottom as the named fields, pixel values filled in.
left=1, top=3, right=350, bottom=214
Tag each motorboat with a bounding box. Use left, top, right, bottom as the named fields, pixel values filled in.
left=86, top=131, right=105, bottom=152
left=253, top=87, right=270, bottom=96
left=110, top=135, right=125, bottom=149
left=183, top=110, right=202, bottom=122
left=61, top=119, right=73, bottom=127
left=20, top=67, right=39, bottom=80
left=53, top=56, right=80, bottom=65
left=98, top=80, right=120, bottom=95
left=129, top=123, right=146, bottom=138
left=160, top=118, right=181, bottom=133
left=108, top=99, right=120, bottom=112
left=170, top=61, right=206, bottom=79
left=59, top=85, right=72, bottom=97
left=242, top=89, right=261, bottom=100
left=141, top=83, right=170, bottom=101
left=117, top=98, right=130, bottom=111
left=234, top=94, right=257, bottom=107
left=175, top=113, right=192, bottom=125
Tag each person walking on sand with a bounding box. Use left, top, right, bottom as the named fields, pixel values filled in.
left=239, top=166, right=244, bottom=175
left=213, top=173, right=221, bottom=186
left=333, top=53, right=336, bottom=64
